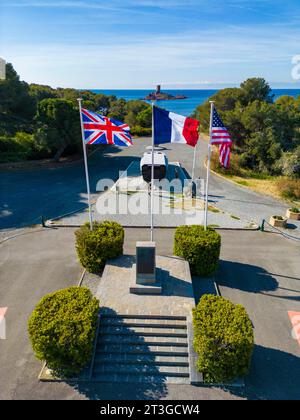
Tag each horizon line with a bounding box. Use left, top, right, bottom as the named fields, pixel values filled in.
left=80, top=86, right=300, bottom=91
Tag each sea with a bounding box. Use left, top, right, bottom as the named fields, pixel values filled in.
left=92, top=89, right=300, bottom=117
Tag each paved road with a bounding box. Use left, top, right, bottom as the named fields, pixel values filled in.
left=216, top=230, right=300, bottom=400
left=0, top=227, right=299, bottom=399
left=0, top=227, right=82, bottom=400
left=0, top=137, right=293, bottom=230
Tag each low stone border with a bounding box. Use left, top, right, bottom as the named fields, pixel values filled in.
left=77, top=268, right=87, bottom=287
left=38, top=364, right=90, bottom=382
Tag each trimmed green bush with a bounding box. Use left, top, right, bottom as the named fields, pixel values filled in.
left=75, top=221, right=124, bottom=272
left=28, top=287, right=99, bottom=377
left=193, top=294, right=254, bottom=383
left=173, top=225, right=221, bottom=276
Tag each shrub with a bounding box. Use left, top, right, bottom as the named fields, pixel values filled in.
left=174, top=225, right=221, bottom=276
left=273, top=215, right=284, bottom=220
left=291, top=207, right=299, bottom=213
left=28, top=287, right=99, bottom=376
left=193, top=294, right=254, bottom=383
left=75, top=221, right=124, bottom=272
left=277, top=178, right=300, bottom=201
left=0, top=132, right=37, bottom=162
left=131, top=125, right=152, bottom=137
left=210, top=149, right=242, bottom=177
left=277, top=148, right=300, bottom=178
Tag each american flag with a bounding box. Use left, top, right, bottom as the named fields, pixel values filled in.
left=82, top=108, right=132, bottom=147
left=219, top=143, right=231, bottom=168
left=210, top=107, right=232, bottom=145
left=210, top=107, right=232, bottom=168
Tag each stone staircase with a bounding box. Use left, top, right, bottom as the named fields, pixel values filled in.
left=90, top=314, right=190, bottom=384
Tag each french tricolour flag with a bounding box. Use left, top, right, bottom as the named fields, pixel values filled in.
left=154, top=106, right=199, bottom=147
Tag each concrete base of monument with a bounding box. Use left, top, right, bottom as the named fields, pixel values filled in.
left=130, top=264, right=165, bottom=295
left=95, top=255, right=195, bottom=316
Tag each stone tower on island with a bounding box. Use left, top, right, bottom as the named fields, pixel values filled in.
left=156, top=85, right=161, bottom=94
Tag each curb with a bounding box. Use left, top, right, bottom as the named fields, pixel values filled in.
left=0, top=227, right=46, bottom=245
left=77, top=269, right=87, bottom=287
left=47, top=223, right=259, bottom=231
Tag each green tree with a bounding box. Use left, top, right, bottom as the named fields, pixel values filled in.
left=107, top=98, right=127, bottom=121
left=136, top=106, right=152, bottom=127
left=124, top=100, right=149, bottom=127
left=192, top=88, right=243, bottom=131
left=0, top=63, right=35, bottom=119
left=29, top=83, right=58, bottom=102
left=240, top=77, right=273, bottom=104
left=36, top=98, right=80, bottom=161
left=275, top=95, right=295, bottom=107
left=56, top=87, right=80, bottom=104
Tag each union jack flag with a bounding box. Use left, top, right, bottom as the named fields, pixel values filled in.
left=81, top=108, right=132, bottom=147
left=210, top=107, right=232, bottom=168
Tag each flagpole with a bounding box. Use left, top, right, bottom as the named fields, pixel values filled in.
left=191, top=141, right=197, bottom=180
left=77, top=98, right=93, bottom=231
left=150, top=101, right=155, bottom=241
left=204, top=101, right=214, bottom=230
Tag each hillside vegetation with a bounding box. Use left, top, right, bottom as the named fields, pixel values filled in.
left=193, top=78, right=300, bottom=200
left=0, top=63, right=152, bottom=163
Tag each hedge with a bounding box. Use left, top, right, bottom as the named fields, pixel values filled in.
left=28, top=287, right=99, bottom=377
left=75, top=221, right=124, bottom=272
left=173, top=225, right=221, bottom=276
left=193, top=294, right=254, bottom=383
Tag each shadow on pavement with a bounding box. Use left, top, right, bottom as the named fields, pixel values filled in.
left=0, top=146, right=141, bottom=229
left=217, top=260, right=279, bottom=293
left=224, top=344, right=300, bottom=400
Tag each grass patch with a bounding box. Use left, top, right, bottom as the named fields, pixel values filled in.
left=210, top=149, right=300, bottom=205
left=230, top=215, right=241, bottom=220
left=208, top=206, right=220, bottom=213
left=236, top=180, right=250, bottom=187
left=277, top=178, right=300, bottom=201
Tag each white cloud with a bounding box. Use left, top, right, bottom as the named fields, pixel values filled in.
left=2, top=23, right=300, bottom=88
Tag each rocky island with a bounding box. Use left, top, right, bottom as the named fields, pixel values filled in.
left=144, top=85, right=187, bottom=101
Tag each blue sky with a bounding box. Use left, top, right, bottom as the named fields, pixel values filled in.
left=1, top=0, right=300, bottom=88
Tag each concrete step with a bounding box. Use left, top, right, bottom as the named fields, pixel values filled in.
left=94, top=353, right=189, bottom=366
left=96, top=344, right=189, bottom=356
left=91, top=373, right=190, bottom=384
left=100, top=320, right=187, bottom=329
left=91, top=314, right=190, bottom=384
left=101, top=314, right=187, bottom=321
left=93, top=363, right=190, bottom=377
left=98, top=326, right=187, bottom=337
left=99, top=335, right=188, bottom=346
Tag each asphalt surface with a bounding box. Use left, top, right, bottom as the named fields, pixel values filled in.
left=0, top=137, right=291, bottom=230
left=0, top=227, right=82, bottom=400
left=0, top=227, right=299, bottom=400
left=216, top=230, right=300, bottom=400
